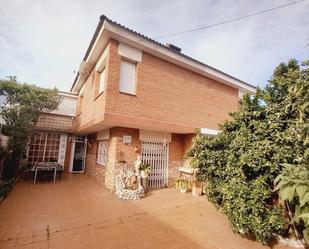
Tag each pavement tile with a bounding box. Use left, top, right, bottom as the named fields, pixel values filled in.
left=0, top=238, right=16, bottom=248
left=0, top=174, right=293, bottom=249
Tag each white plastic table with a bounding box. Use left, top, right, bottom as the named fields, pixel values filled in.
left=33, top=162, right=59, bottom=184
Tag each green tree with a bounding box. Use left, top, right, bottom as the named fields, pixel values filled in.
left=0, top=77, right=61, bottom=178
left=188, top=59, right=309, bottom=244
left=274, top=59, right=309, bottom=243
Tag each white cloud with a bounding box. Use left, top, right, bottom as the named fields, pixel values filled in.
left=0, top=0, right=308, bottom=90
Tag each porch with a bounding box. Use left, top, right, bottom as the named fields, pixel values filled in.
left=84, top=127, right=195, bottom=190
left=0, top=174, right=289, bottom=249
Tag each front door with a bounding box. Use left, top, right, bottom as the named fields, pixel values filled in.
left=141, top=141, right=169, bottom=188
left=70, top=136, right=87, bottom=173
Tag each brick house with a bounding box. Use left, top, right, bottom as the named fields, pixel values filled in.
left=27, top=15, right=255, bottom=190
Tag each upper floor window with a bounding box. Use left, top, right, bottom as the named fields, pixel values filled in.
left=119, top=60, right=136, bottom=95
left=98, top=68, right=106, bottom=95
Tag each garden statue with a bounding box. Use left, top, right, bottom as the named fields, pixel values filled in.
left=134, top=155, right=142, bottom=174
left=115, top=166, right=144, bottom=200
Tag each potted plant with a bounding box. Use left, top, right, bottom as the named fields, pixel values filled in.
left=139, top=163, right=151, bottom=178
left=175, top=177, right=191, bottom=193
left=191, top=178, right=203, bottom=196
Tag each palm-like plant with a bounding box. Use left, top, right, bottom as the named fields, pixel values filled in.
left=275, top=164, right=309, bottom=244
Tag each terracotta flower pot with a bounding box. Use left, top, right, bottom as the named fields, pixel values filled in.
left=192, top=182, right=203, bottom=196
left=140, top=171, right=149, bottom=179
left=180, top=187, right=187, bottom=193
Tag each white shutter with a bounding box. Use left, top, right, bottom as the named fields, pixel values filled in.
left=99, top=68, right=106, bottom=94
left=58, top=134, right=67, bottom=168
left=119, top=60, right=136, bottom=94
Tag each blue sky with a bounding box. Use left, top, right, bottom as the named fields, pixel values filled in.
left=0, top=0, right=308, bottom=91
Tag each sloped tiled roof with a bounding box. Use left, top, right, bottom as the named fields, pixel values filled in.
left=71, top=15, right=255, bottom=91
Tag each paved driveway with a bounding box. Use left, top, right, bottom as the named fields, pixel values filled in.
left=0, top=174, right=290, bottom=249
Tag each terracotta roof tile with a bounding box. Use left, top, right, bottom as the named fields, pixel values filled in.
left=71, top=15, right=256, bottom=92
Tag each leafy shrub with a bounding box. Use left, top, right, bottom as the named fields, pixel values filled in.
left=0, top=179, right=14, bottom=199
left=275, top=164, right=309, bottom=243
left=175, top=177, right=191, bottom=191
left=138, top=163, right=151, bottom=174
left=0, top=77, right=61, bottom=177
left=188, top=59, right=309, bottom=244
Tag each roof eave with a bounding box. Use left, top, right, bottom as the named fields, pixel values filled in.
left=70, top=15, right=107, bottom=92
left=70, top=15, right=256, bottom=94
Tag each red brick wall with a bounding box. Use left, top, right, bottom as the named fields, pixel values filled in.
left=77, top=37, right=241, bottom=186
left=85, top=133, right=96, bottom=157
left=84, top=127, right=193, bottom=188
left=112, top=127, right=141, bottom=166
left=74, top=39, right=239, bottom=134
left=84, top=127, right=141, bottom=189
left=74, top=43, right=111, bottom=132
left=169, top=134, right=184, bottom=162
left=103, top=40, right=239, bottom=133
left=109, top=128, right=187, bottom=167
left=183, top=134, right=195, bottom=154
left=85, top=133, right=107, bottom=185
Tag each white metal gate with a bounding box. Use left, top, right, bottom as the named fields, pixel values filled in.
left=141, top=141, right=168, bottom=188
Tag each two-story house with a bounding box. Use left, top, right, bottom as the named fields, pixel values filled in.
left=27, top=15, right=255, bottom=190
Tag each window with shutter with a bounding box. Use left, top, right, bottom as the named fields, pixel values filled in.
left=119, top=60, right=136, bottom=95
left=97, top=140, right=108, bottom=166
left=99, top=68, right=106, bottom=94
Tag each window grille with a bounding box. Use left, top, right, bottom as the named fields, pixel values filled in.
left=27, top=132, right=61, bottom=165
left=97, top=140, right=107, bottom=166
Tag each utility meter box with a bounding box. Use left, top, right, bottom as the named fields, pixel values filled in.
left=123, top=135, right=132, bottom=144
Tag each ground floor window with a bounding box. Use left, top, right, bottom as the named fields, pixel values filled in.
left=27, top=132, right=61, bottom=166
left=97, top=140, right=107, bottom=166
